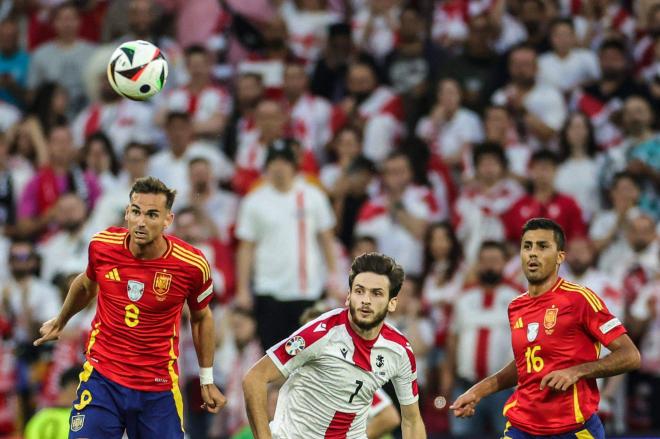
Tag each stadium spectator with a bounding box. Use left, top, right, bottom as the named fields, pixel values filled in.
left=455, top=143, right=524, bottom=263
left=356, top=151, right=439, bottom=276
left=158, top=45, right=232, bottom=138
left=442, top=240, right=519, bottom=436
left=282, top=62, right=332, bottom=158
left=80, top=132, right=120, bottom=193
left=16, top=124, right=101, bottom=239
left=555, top=112, right=600, bottom=220
left=24, top=366, right=81, bottom=439
left=538, top=18, right=600, bottom=93
left=27, top=3, right=96, bottom=114
left=492, top=44, right=567, bottom=147
left=37, top=194, right=91, bottom=284
left=503, top=150, right=586, bottom=244
left=416, top=78, right=484, bottom=169
left=0, top=16, right=29, bottom=108
left=481, top=105, right=530, bottom=179
left=333, top=61, right=403, bottom=163
left=236, top=140, right=337, bottom=348
left=278, top=0, right=340, bottom=64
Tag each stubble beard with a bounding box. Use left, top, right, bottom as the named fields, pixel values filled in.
left=349, top=304, right=389, bottom=332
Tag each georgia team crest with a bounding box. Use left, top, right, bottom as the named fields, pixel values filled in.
left=285, top=336, right=306, bottom=356
left=71, top=414, right=85, bottom=432
left=127, top=280, right=144, bottom=302
left=527, top=322, right=539, bottom=342
left=153, top=271, right=172, bottom=301
left=544, top=305, right=559, bottom=335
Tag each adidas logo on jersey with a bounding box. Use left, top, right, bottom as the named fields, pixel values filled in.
left=105, top=268, right=121, bottom=281
left=513, top=317, right=523, bottom=329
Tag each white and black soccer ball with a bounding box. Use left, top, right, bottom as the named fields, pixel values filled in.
left=107, top=40, right=168, bottom=101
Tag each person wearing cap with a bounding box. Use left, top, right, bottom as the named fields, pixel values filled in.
left=235, top=139, right=338, bottom=349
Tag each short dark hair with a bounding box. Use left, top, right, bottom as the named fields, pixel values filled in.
left=521, top=218, right=566, bottom=251
left=479, top=240, right=508, bottom=258
left=124, top=141, right=153, bottom=156
left=165, top=111, right=191, bottom=126
left=129, top=176, right=177, bottom=210
left=184, top=44, right=208, bottom=58
left=611, top=171, right=642, bottom=191
left=599, top=38, right=627, bottom=55
left=549, top=17, right=574, bottom=33
left=530, top=149, right=560, bottom=167
left=349, top=252, right=405, bottom=299
left=473, top=142, right=508, bottom=168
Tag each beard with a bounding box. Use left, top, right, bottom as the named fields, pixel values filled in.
left=61, top=221, right=83, bottom=233
left=11, top=268, right=32, bottom=280
left=349, top=303, right=389, bottom=332
left=601, top=68, right=625, bottom=81
left=568, top=261, right=590, bottom=277
left=478, top=270, right=502, bottom=286
left=525, top=269, right=553, bottom=285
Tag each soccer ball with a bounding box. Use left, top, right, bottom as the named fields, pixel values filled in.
left=107, top=40, right=168, bottom=101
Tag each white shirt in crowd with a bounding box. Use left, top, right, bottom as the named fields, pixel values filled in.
left=555, top=157, right=600, bottom=221
left=538, top=49, right=600, bottom=93
left=451, top=282, right=520, bottom=382
left=38, top=229, right=91, bottom=284
left=289, top=93, right=333, bottom=158
left=355, top=185, right=440, bottom=276
left=267, top=308, right=418, bottom=439
left=159, top=85, right=233, bottom=126
left=236, top=176, right=336, bottom=300
left=415, top=108, right=484, bottom=161
left=3, top=276, right=61, bottom=343
left=630, top=280, right=660, bottom=375
left=279, top=1, right=341, bottom=63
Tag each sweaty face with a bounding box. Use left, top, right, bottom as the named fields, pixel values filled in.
left=520, top=229, right=565, bottom=285
left=347, top=272, right=397, bottom=332
left=125, top=193, right=173, bottom=246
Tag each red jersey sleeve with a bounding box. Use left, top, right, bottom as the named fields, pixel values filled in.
left=577, top=287, right=627, bottom=347
left=184, top=249, right=214, bottom=311
left=85, top=241, right=98, bottom=281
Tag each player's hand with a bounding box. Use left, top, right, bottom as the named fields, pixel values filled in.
left=200, top=384, right=227, bottom=414
left=539, top=367, right=581, bottom=392
left=33, top=318, right=63, bottom=346
left=449, top=390, right=480, bottom=418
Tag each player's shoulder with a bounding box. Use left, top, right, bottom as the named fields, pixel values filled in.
left=298, top=308, right=346, bottom=338
left=90, top=227, right=128, bottom=248
left=507, top=291, right=530, bottom=312
left=167, top=234, right=212, bottom=282
left=379, top=322, right=417, bottom=369
left=556, top=278, right=605, bottom=312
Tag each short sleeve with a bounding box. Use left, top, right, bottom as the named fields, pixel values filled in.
left=391, top=345, right=419, bottom=406
left=186, top=251, right=214, bottom=311
left=313, top=189, right=336, bottom=232
left=266, top=319, right=327, bottom=378
left=236, top=196, right=259, bottom=242
left=578, top=287, right=627, bottom=347
left=85, top=241, right=98, bottom=282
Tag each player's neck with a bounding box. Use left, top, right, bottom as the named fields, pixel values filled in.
left=128, top=235, right=168, bottom=260
left=527, top=273, right=560, bottom=298
left=347, top=313, right=382, bottom=341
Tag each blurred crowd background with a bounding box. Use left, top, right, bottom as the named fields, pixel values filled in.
left=0, top=0, right=658, bottom=438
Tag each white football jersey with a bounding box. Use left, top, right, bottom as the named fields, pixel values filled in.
left=267, top=308, right=418, bottom=439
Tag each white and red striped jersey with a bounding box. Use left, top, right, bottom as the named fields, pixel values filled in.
left=236, top=177, right=335, bottom=300
left=570, top=90, right=624, bottom=150
left=161, top=85, right=233, bottom=125
left=450, top=282, right=521, bottom=382
left=355, top=185, right=440, bottom=276
left=333, top=87, right=404, bottom=163
left=279, top=2, right=341, bottom=63
left=288, top=93, right=333, bottom=156
left=369, top=388, right=393, bottom=419
left=267, top=308, right=418, bottom=439
left=72, top=100, right=156, bottom=155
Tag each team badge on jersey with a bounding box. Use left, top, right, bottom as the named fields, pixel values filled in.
left=71, top=414, right=85, bottom=432
left=127, top=280, right=144, bottom=302
left=527, top=322, right=539, bottom=342
left=153, top=271, right=172, bottom=301
left=544, top=305, right=558, bottom=334
left=376, top=355, right=385, bottom=368
left=285, top=336, right=306, bottom=356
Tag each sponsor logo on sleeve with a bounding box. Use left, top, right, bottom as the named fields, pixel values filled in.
left=285, top=336, right=306, bottom=356
left=599, top=318, right=622, bottom=334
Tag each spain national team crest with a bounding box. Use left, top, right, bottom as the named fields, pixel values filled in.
left=285, top=336, right=306, bottom=356
left=544, top=305, right=559, bottom=335
left=127, top=280, right=144, bottom=302
left=527, top=322, right=539, bottom=342
left=71, top=414, right=85, bottom=432
left=153, top=271, right=172, bottom=301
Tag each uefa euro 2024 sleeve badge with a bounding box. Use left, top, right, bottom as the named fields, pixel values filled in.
left=285, top=336, right=306, bottom=356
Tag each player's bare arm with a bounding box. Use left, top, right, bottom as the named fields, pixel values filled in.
left=33, top=272, right=98, bottom=346
left=190, top=305, right=227, bottom=413
left=400, top=401, right=427, bottom=439
left=366, top=404, right=400, bottom=439
left=450, top=359, right=518, bottom=418
left=540, top=334, right=641, bottom=391
left=243, top=355, right=286, bottom=439
left=236, top=240, right=256, bottom=309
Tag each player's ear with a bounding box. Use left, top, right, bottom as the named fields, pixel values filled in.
left=344, top=291, right=350, bottom=307
left=124, top=205, right=130, bottom=222
left=164, top=211, right=174, bottom=229
left=387, top=296, right=398, bottom=313
left=556, top=250, right=566, bottom=265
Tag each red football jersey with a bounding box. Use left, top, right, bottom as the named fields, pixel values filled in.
left=83, top=227, right=213, bottom=391
left=504, top=277, right=627, bottom=435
